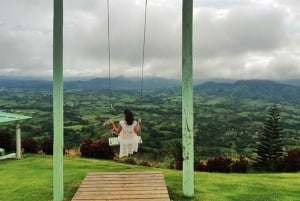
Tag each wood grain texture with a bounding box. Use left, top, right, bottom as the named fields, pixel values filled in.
left=71, top=172, right=170, bottom=201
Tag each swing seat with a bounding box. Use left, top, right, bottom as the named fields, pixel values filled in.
left=109, top=136, right=143, bottom=147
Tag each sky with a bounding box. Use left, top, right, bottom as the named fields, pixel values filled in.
left=0, top=0, right=300, bottom=81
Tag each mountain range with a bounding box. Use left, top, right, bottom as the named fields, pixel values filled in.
left=0, top=76, right=180, bottom=90
left=1, top=77, right=300, bottom=104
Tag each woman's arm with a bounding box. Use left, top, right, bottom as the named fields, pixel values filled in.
left=109, top=119, right=122, bottom=134
left=134, top=119, right=142, bottom=134
left=112, top=123, right=122, bottom=134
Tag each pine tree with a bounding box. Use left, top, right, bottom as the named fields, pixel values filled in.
left=255, top=104, right=284, bottom=171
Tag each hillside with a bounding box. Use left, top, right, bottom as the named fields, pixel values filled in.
left=195, top=80, right=300, bottom=104
left=1, top=78, right=300, bottom=159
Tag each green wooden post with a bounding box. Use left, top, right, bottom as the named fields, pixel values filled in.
left=16, top=123, right=21, bottom=159
left=182, top=0, right=194, bottom=197
left=53, top=0, right=64, bottom=200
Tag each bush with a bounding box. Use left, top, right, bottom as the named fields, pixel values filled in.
left=275, top=157, right=285, bottom=172
left=92, top=139, right=115, bottom=159
left=175, top=156, right=183, bottom=170
left=80, top=139, right=93, bottom=158
left=41, top=139, right=53, bottom=155
left=169, top=160, right=176, bottom=169
left=276, top=149, right=300, bottom=172
left=231, top=156, right=249, bottom=173
left=22, top=138, right=38, bottom=153
left=195, top=161, right=207, bottom=172
left=123, top=157, right=137, bottom=165
left=168, top=140, right=183, bottom=170
left=138, top=160, right=152, bottom=167
left=284, top=149, right=300, bottom=172
left=80, top=139, right=115, bottom=160
left=206, top=156, right=232, bottom=173
left=0, top=131, right=14, bottom=152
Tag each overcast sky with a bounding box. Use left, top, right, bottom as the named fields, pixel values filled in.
left=0, top=0, right=300, bottom=81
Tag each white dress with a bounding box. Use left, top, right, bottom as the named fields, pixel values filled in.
left=118, top=120, right=139, bottom=157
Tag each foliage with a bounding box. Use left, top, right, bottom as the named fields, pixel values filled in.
left=206, top=156, right=233, bottom=173
left=168, top=140, right=183, bottom=170
left=231, top=156, right=249, bottom=173
left=79, top=139, right=94, bottom=158
left=276, top=149, right=300, bottom=172
left=41, top=138, right=53, bottom=155
left=64, top=128, right=82, bottom=149
left=2, top=80, right=300, bottom=161
left=0, top=131, right=14, bottom=152
left=195, top=161, right=207, bottom=172
left=22, top=138, right=38, bottom=153
left=123, top=157, right=137, bottom=165
left=137, top=160, right=152, bottom=167
left=195, top=156, right=249, bottom=173
left=255, top=105, right=284, bottom=171
left=80, top=139, right=115, bottom=160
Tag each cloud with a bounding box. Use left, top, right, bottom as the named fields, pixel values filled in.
left=195, top=6, right=286, bottom=57
left=0, top=0, right=300, bottom=81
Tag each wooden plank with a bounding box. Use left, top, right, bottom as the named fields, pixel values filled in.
left=71, top=172, right=170, bottom=201
left=85, top=178, right=164, bottom=181
left=79, top=183, right=166, bottom=188
left=77, top=190, right=166, bottom=196
left=84, top=177, right=164, bottom=181
left=87, top=172, right=162, bottom=175
left=73, top=194, right=170, bottom=199
left=81, top=181, right=165, bottom=185
left=77, top=187, right=167, bottom=192
left=72, top=199, right=171, bottom=201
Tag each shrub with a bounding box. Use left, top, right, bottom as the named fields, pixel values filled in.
left=275, top=157, right=285, bottom=172
left=138, top=160, right=152, bottom=167
left=206, top=156, right=232, bottom=173
left=276, top=149, right=300, bottom=172
left=80, top=139, right=115, bottom=160
left=123, top=157, right=137, bottom=165
left=0, top=131, right=14, bottom=152
left=195, top=161, right=207, bottom=172
left=41, top=139, right=53, bottom=155
left=169, top=160, right=176, bottom=169
left=168, top=140, right=183, bottom=170
left=284, top=149, right=300, bottom=172
left=92, top=139, right=115, bottom=159
left=22, top=138, right=38, bottom=153
left=80, top=139, right=94, bottom=158
left=231, top=156, right=249, bottom=173
left=175, top=156, right=183, bottom=170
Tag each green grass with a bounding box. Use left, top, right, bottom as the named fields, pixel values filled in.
left=0, top=155, right=300, bottom=201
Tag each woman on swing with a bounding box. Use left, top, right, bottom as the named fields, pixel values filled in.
left=108, top=109, right=142, bottom=157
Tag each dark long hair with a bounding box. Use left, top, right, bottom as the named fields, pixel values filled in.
left=124, top=109, right=134, bottom=125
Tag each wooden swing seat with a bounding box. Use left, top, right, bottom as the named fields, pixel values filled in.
left=109, top=136, right=143, bottom=146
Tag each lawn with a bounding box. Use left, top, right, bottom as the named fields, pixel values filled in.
left=0, top=155, right=299, bottom=201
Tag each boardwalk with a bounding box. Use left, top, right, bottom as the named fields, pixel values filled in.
left=71, top=172, right=170, bottom=201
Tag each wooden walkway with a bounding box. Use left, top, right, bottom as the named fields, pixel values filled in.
left=71, top=172, right=171, bottom=201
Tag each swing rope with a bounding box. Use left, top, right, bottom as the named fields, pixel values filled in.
left=107, top=0, right=147, bottom=107
left=105, top=0, right=148, bottom=147
left=140, top=0, right=148, bottom=100
left=107, top=0, right=112, bottom=112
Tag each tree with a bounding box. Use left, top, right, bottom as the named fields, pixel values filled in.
left=0, top=131, right=14, bottom=152
left=255, top=104, right=284, bottom=171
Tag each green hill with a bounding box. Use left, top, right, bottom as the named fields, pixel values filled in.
left=195, top=80, right=300, bottom=104
left=0, top=155, right=300, bottom=201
